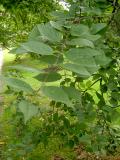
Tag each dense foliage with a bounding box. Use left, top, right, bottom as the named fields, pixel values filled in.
left=0, top=0, right=59, bottom=47
left=1, top=0, right=120, bottom=159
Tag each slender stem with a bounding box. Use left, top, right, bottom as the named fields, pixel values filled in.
left=82, top=78, right=101, bottom=93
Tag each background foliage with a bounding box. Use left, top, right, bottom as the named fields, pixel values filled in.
left=0, top=0, right=59, bottom=47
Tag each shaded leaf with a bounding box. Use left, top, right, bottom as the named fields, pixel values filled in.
left=18, top=100, right=38, bottom=123
left=62, top=86, right=81, bottom=101
left=34, top=72, right=62, bottom=82
left=95, top=54, right=111, bottom=66
left=39, top=54, right=63, bottom=65
left=4, top=77, right=33, bottom=93
left=70, top=24, right=89, bottom=36
left=41, top=86, right=71, bottom=106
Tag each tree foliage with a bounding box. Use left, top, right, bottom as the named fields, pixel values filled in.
left=0, top=0, right=59, bottom=46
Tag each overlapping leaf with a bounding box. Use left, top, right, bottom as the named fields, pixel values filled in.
left=37, top=23, right=63, bottom=42
left=41, top=86, right=72, bottom=106
left=21, top=41, right=53, bottom=55
left=39, top=55, right=63, bottom=65
left=34, top=72, right=62, bottom=82
left=67, top=38, right=94, bottom=48
left=91, top=23, right=107, bottom=34
left=70, top=24, right=90, bottom=36
left=62, top=86, right=81, bottom=101
left=62, top=63, right=98, bottom=77
left=11, top=41, right=53, bottom=55
left=62, top=48, right=110, bottom=77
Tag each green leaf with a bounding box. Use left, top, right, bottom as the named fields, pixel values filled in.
left=62, top=63, right=98, bottom=77
left=70, top=24, right=89, bottom=36
left=34, top=72, right=62, bottom=82
left=50, top=21, right=63, bottom=31
left=41, top=86, right=71, bottom=106
left=81, top=34, right=101, bottom=41
left=8, top=65, right=40, bottom=73
left=18, top=100, right=38, bottom=123
left=65, top=48, right=101, bottom=68
left=28, top=25, right=40, bottom=40
left=95, top=54, right=111, bottom=66
left=91, top=23, right=107, bottom=34
left=4, top=77, right=33, bottom=93
left=39, top=54, right=63, bottom=65
left=62, top=86, right=81, bottom=101
left=67, top=38, right=94, bottom=48
left=66, top=48, right=101, bottom=60
left=21, top=41, right=53, bottom=55
left=37, top=23, right=63, bottom=42
left=65, top=48, right=110, bottom=67
left=51, top=11, right=71, bottom=20
left=9, top=47, right=28, bottom=54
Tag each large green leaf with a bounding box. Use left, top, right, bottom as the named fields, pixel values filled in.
left=67, top=38, right=94, bottom=48
left=37, top=23, right=63, bottom=42
left=65, top=48, right=110, bottom=67
left=70, top=24, right=90, bottom=36
left=50, top=21, right=63, bottom=31
left=34, top=72, right=62, bottom=82
left=62, top=86, right=81, bottom=101
left=39, top=54, right=63, bottom=65
left=19, top=41, right=53, bottom=55
left=9, top=47, right=28, bottom=54
left=8, top=65, right=40, bottom=73
left=91, top=23, right=107, bottom=34
left=95, top=54, right=111, bottom=66
left=41, top=86, right=71, bottom=106
left=62, top=63, right=98, bottom=77
left=65, top=48, right=101, bottom=67
left=80, top=34, right=101, bottom=41
left=18, top=100, right=38, bottom=123
left=66, top=48, right=101, bottom=59
left=4, top=77, right=33, bottom=93
left=28, top=25, right=40, bottom=40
